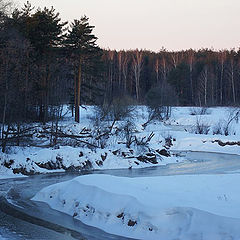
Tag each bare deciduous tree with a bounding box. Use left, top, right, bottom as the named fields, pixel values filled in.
left=118, top=51, right=122, bottom=88
left=154, top=58, right=160, bottom=84
left=198, top=66, right=208, bottom=106
left=122, top=52, right=129, bottom=93
left=226, top=57, right=236, bottom=104
left=132, top=49, right=143, bottom=101
left=187, top=50, right=195, bottom=104
left=218, top=51, right=226, bottom=105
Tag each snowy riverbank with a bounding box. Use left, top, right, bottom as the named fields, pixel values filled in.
left=32, top=173, right=240, bottom=240
left=1, top=106, right=240, bottom=179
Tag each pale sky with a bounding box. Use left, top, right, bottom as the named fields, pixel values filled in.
left=16, top=0, right=240, bottom=51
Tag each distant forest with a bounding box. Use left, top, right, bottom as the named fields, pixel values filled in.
left=1, top=1, right=240, bottom=126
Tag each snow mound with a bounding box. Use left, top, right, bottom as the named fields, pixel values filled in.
left=32, top=174, right=240, bottom=240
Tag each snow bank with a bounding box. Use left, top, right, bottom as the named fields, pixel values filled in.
left=2, top=106, right=240, bottom=179
left=0, top=165, right=26, bottom=180
left=171, top=132, right=240, bottom=154
left=32, top=174, right=240, bottom=240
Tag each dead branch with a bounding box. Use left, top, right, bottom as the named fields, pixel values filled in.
left=134, top=132, right=155, bottom=146
left=95, top=120, right=116, bottom=140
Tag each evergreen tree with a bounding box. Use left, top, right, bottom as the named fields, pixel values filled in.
left=12, top=2, right=67, bottom=53
left=167, top=62, right=190, bottom=105
left=11, top=3, right=67, bottom=123
left=65, top=16, right=99, bottom=122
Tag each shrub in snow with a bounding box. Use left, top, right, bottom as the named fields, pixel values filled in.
left=134, top=132, right=154, bottom=147
left=212, top=120, right=233, bottom=136
left=212, top=121, right=224, bottom=135
left=93, top=96, right=136, bottom=122
left=212, top=109, right=239, bottom=136
left=161, top=132, right=173, bottom=148
left=189, top=107, right=211, bottom=116
left=192, top=117, right=210, bottom=135
left=144, top=86, right=176, bottom=126
left=119, top=120, right=136, bottom=148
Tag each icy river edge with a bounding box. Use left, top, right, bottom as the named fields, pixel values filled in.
left=1, top=150, right=240, bottom=239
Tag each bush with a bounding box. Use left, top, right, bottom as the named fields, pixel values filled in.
left=89, top=96, right=136, bottom=149
left=212, top=121, right=224, bottom=135
left=189, top=107, right=211, bottom=116
left=119, top=120, right=136, bottom=148
left=192, top=117, right=210, bottom=135
left=94, top=95, right=136, bottom=121
left=145, top=86, right=176, bottom=122
left=212, top=109, right=239, bottom=136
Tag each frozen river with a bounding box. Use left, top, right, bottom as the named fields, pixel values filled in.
left=1, top=150, right=240, bottom=240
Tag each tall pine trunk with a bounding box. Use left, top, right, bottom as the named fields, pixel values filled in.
left=1, top=59, right=9, bottom=141
left=75, top=57, right=82, bottom=123
left=24, top=50, right=29, bottom=119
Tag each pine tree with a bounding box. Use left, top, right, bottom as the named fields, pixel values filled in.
left=12, top=2, right=67, bottom=53
left=65, top=16, right=98, bottom=122
left=11, top=4, right=67, bottom=123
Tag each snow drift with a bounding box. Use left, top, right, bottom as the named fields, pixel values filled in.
left=32, top=174, right=240, bottom=240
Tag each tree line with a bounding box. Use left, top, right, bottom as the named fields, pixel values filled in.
left=1, top=0, right=240, bottom=135
left=102, top=48, right=240, bottom=107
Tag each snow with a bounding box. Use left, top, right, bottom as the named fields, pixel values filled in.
left=0, top=165, right=26, bottom=180
left=1, top=106, right=240, bottom=179
left=1, top=105, right=240, bottom=239
left=33, top=173, right=240, bottom=240
left=168, top=107, right=240, bottom=155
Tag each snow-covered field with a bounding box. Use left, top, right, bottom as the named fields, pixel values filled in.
left=1, top=106, right=240, bottom=178
left=169, top=107, right=240, bottom=155
left=33, top=173, right=240, bottom=240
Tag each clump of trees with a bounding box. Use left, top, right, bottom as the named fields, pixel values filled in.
left=0, top=1, right=104, bottom=152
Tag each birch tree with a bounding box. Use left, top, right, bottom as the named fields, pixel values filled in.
left=122, top=51, right=129, bottom=93
left=187, top=50, right=195, bottom=104
left=118, top=51, right=122, bottom=89
left=198, top=66, right=208, bottom=106
left=218, top=51, right=226, bottom=105
left=132, top=49, right=143, bottom=101
left=154, top=58, right=160, bottom=84
left=159, top=53, right=168, bottom=105
left=226, top=57, right=236, bottom=104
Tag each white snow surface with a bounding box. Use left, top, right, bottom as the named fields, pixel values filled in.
left=1, top=106, right=240, bottom=179
left=0, top=165, right=26, bottom=179
left=33, top=173, right=240, bottom=240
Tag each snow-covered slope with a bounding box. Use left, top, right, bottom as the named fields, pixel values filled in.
left=33, top=174, right=240, bottom=240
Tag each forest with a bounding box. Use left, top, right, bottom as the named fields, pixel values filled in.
left=1, top=1, right=240, bottom=150
left=1, top=1, right=240, bottom=239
